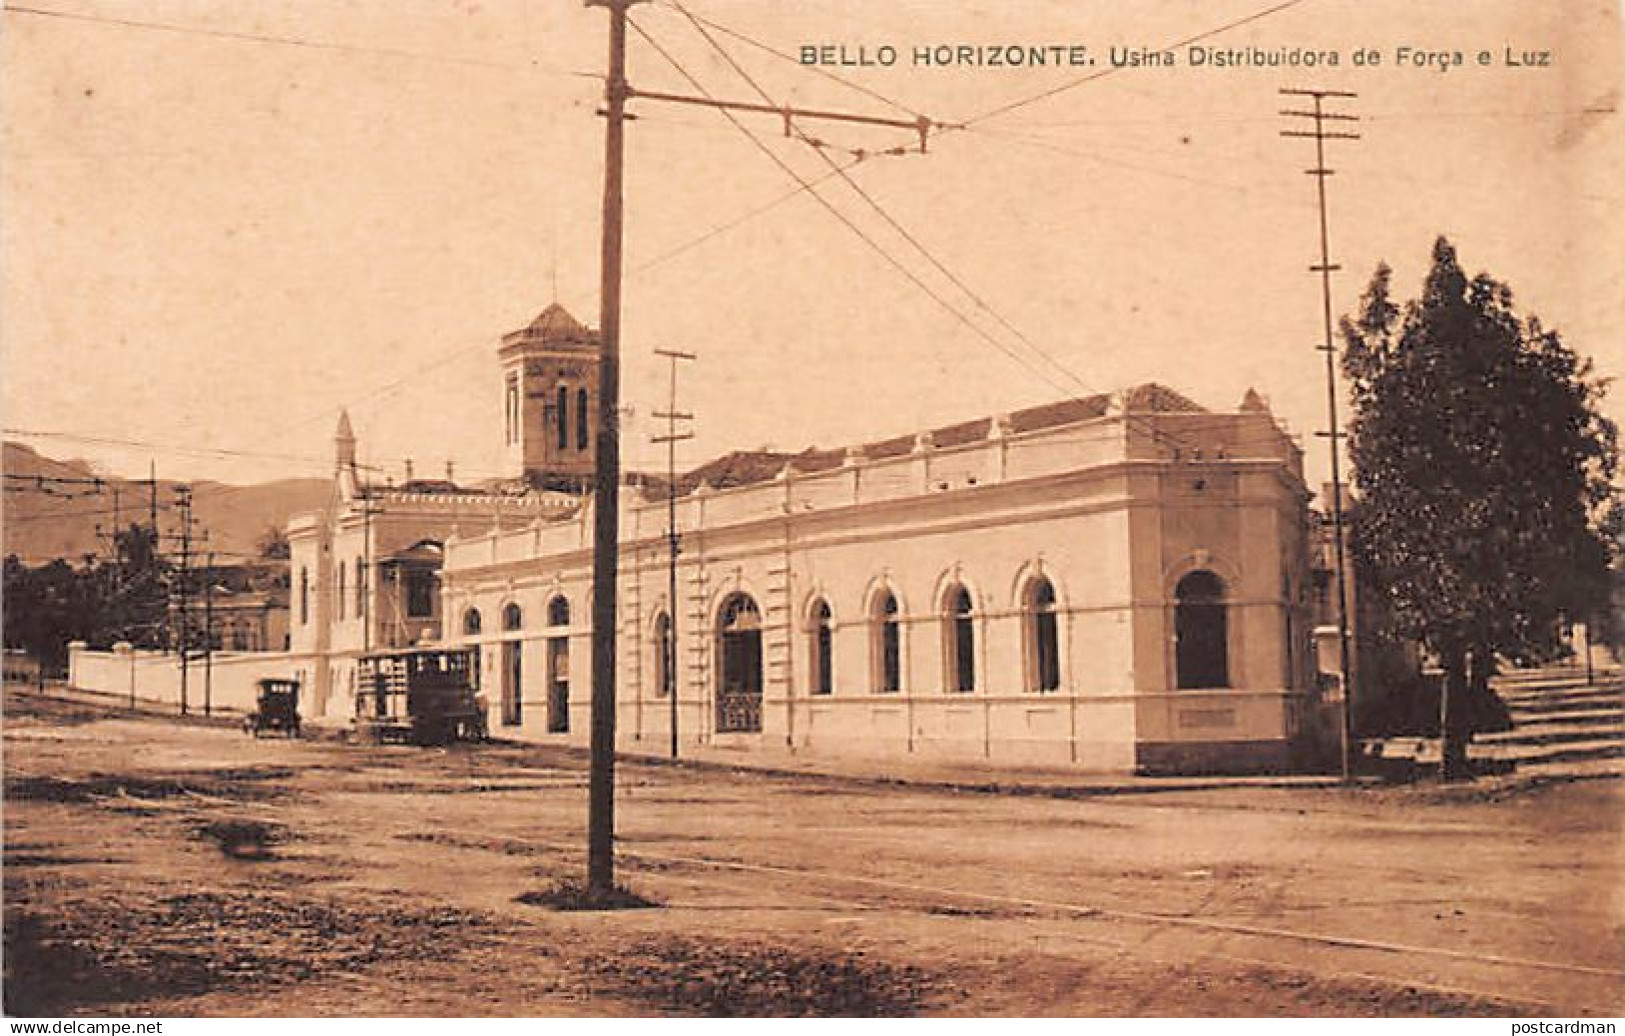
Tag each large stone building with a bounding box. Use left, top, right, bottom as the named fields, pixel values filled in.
left=285, top=303, right=1335, bottom=773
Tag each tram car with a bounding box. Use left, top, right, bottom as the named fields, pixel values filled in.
left=352, top=646, right=488, bottom=746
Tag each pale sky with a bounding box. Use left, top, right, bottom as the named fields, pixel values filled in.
left=3, top=0, right=1621, bottom=493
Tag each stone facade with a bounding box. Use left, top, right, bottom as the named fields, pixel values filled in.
left=286, top=303, right=1334, bottom=773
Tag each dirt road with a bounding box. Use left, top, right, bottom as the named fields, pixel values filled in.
left=5, top=688, right=1621, bottom=1017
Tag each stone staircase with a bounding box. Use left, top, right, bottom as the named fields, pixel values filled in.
left=1475, top=667, right=1624, bottom=775
left=1368, top=666, right=1623, bottom=779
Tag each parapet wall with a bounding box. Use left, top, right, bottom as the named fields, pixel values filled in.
left=67, top=642, right=313, bottom=716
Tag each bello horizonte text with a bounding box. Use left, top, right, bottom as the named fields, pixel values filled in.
left=799, top=43, right=1553, bottom=72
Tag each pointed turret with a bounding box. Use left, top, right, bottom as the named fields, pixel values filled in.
left=335, top=409, right=357, bottom=468
left=334, top=409, right=360, bottom=501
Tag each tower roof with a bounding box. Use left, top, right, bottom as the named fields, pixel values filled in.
left=501, top=302, right=600, bottom=352
left=335, top=409, right=355, bottom=442
left=527, top=303, right=586, bottom=337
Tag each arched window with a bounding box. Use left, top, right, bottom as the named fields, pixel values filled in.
left=945, top=585, right=975, bottom=693
left=872, top=591, right=901, bottom=694
left=653, top=612, right=673, bottom=697
left=716, top=593, right=763, bottom=732
left=1175, top=570, right=1229, bottom=689
left=808, top=599, right=833, bottom=696
left=555, top=385, right=569, bottom=450
left=1025, top=577, right=1061, bottom=693
left=547, top=595, right=570, bottom=627
left=463, top=608, right=482, bottom=636
left=337, top=565, right=346, bottom=620
left=503, top=602, right=523, bottom=632
left=299, top=567, right=309, bottom=624
left=576, top=387, right=590, bottom=451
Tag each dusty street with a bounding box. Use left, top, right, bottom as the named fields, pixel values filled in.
left=4, top=687, right=1621, bottom=1017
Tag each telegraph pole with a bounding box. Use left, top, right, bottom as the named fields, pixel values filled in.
left=203, top=550, right=215, bottom=717
left=652, top=347, right=696, bottom=760
left=584, top=0, right=641, bottom=900
left=1280, top=88, right=1360, bottom=782
left=172, top=484, right=195, bottom=715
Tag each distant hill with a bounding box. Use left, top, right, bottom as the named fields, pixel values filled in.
left=3, top=442, right=330, bottom=566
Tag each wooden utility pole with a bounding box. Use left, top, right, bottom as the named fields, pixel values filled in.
left=1281, top=88, right=1360, bottom=782
left=585, top=0, right=639, bottom=899
left=203, top=550, right=215, bottom=717
left=172, top=484, right=194, bottom=715
left=581, top=0, right=943, bottom=897
left=652, top=347, right=696, bottom=760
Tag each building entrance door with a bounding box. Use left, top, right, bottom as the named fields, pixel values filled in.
left=716, top=594, right=763, bottom=733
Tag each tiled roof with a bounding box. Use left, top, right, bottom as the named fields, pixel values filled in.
left=637, top=383, right=1212, bottom=501
left=526, top=303, right=587, bottom=338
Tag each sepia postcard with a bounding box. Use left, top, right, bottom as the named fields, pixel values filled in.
left=2, top=0, right=1621, bottom=1023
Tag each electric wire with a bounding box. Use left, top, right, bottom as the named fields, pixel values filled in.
left=658, top=7, right=1224, bottom=458
left=3, top=4, right=599, bottom=79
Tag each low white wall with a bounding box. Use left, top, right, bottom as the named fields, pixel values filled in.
left=68, top=643, right=314, bottom=715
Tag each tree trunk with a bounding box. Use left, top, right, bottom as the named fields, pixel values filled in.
left=1439, top=643, right=1470, bottom=782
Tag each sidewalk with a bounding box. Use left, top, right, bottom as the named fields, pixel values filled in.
left=30, top=680, right=1617, bottom=801
left=608, top=739, right=1351, bottom=799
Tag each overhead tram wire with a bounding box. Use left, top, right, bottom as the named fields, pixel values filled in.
left=624, top=18, right=1110, bottom=431
left=958, top=0, right=1313, bottom=130
left=630, top=160, right=857, bottom=275
left=3, top=5, right=600, bottom=79
left=966, top=124, right=1308, bottom=203
left=671, top=5, right=1113, bottom=374
left=654, top=0, right=922, bottom=119
left=1, top=428, right=341, bottom=470
left=643, top=13, right=1241, bottom=458
left=657, top=8, right=1222, bottom=460
left=287, top=165, right=861, bottom=438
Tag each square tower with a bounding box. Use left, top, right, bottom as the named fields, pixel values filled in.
left=499, top=303, right=602, bottom=491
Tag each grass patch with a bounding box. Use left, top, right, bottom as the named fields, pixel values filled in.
left=2, top=891, right=502, bottom=1015
left=580, top=934, right=949, bottom=1016
left=514, top=877, right=659, bottom=912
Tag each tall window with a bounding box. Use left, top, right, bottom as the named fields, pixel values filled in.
left=809, top=599, right=833, bottom=696
left=576, top=387, right=590, bottom=451
left=546, top=596, right=570, bottom=733
left=406, top=571, right=435, bottom=619
left=555, top=386, right=569, bottom=449
left=653, top=612, right=673, bottom=697
left=337, top=565, right=346, bottom=620
left=503, top=603, right=523, bottom=632
left=872, top=591, right=901, bottom=694
left=354, top=557, right=365, bottom=618
left=1026, top=577, right=1061, bottom=693
left=504, top=373, right=519, bottom=444
left=463, top=608, right=482, bottom=636
left=299, top=567, right=309, bottom=624
left=1175, top=570, right=1229, bottom=689
left=945, top=585, right=975, bottom=693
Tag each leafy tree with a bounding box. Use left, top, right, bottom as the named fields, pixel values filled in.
left=2, top=525, right=173, bottom=673
left=256, top=525, right=291, bottom=561
left=1340, top=237, right=1621, bottom=779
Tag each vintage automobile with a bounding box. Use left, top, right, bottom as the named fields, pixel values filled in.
left=243, top=677, right=302, bottom=737
left=352, top=646, right=487, bottom=746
